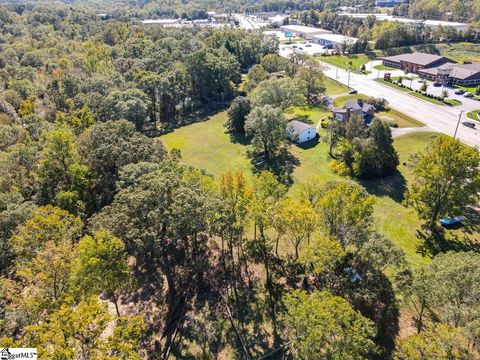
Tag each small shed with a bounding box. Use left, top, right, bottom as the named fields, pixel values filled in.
left=286, top=120, right=317, bottom=144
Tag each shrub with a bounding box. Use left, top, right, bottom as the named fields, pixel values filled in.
left=329, top=159, right=350, bottom=176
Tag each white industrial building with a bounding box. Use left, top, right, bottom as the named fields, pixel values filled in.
left=338, top=13, right=469, bottom=31
left=312, top=34, right=358, bottom=50
left=280, top=25, right=331, bottom=39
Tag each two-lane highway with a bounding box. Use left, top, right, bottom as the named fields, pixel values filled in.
left=278, top=46, right=479, bottom=147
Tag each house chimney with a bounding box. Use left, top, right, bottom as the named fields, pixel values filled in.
left=358, top=99, right=363, bottom=107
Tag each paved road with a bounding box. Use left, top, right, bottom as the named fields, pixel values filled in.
left=279, top=47, right=480, bottom=147
left=320, top=61, right=480, bottom=147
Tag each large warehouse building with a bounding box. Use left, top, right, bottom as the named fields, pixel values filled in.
left=312, top=34, right=358, bottom=50
left=279, top=25, right=331, bottom=39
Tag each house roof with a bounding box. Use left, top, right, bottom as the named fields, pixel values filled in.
left=287, top=120, right=315, bottom=135
left=345, top=99, right=375, bottom=113
left=451, top=63, right=480, bottom=80
left=382, top=52, right=454, bottom=66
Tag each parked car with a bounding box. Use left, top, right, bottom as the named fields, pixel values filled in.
left=348, top=89, right=358, bottom=94
left=433, top=82, right=441, bottom=87
left=462, top=121, right=476, bottom=129
left=440, top=216, right=464, bottom=227
left=455, top=89, right=466, bottom=95
left=464, top=92, right=474, bottom=98
left=417, top=79, right=424, bottom=83
left=292, top=45, right=298, bottom=48
left=306, top=44, right=312, bottom=47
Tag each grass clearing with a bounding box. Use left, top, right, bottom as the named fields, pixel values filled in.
left=467, top=110, right=480, bottom=121
left=285, top=105, right=331, bottom=123
left=374, top=64, right=396, bottom=71
left=323, top=78, right=349, bottom=95
left=320, top=54, right=372, bottom=73
left=161, top=114, right=478, bottom=269
left=161, top=112, right=252, bottom=178
left=379, top=108, right=424, bottom=128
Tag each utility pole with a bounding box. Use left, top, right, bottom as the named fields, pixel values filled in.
left=347, top=69, right=351, bottom=88
left=454, top=110, right=464, bottom=139
left=336, top=66, right=338, bottom=80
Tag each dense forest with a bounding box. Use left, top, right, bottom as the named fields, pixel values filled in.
left=1, top=1, right=480, bottom=359
left=395, top=0, right=480, bottom=22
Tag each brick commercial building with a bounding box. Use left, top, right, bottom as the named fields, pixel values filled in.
left=418, top=63, right=480, bottom=86
left=381, top=52, right=455, bottom=74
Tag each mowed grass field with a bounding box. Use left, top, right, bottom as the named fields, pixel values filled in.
left=161, top=112, right=477, bottom=269
left=320, top=54, right=372, bottom=73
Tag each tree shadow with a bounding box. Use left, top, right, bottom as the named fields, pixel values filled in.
left=228, top=131, right=251, bottom=146
left=359, top=171, right=407, bottom=203
left=416, top=224, right=479, bottom=258
left=251, top=146, right=300, bottom=186
left=335, top=259, right=399, bottom=359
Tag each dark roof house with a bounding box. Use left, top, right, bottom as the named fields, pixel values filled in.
left=332, top=99, right=376, bottom=123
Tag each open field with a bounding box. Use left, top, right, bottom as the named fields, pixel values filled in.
left=285, top=105, right=331, bottom=123
left=161, top=113, right=477, bottom=269
left=323, top=78, right=349, bottom=95
left=378, top=108, right=424, bottom=128
left=321, top=54, right=372, bottom=73
left=374, top=64, right=396, bottom=71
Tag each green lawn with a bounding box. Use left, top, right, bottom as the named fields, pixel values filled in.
left=161, top=112, right=251, bottom=178
left=161, top=113, right=479, bottom=269
left=378, top=108, right=424, bottom=128
left=374, top=79, right=410, bottom=93
left=324, top=78, right=349, bottom=95
left=285, top=105, right=331, bottom=123
left=408, top=91, right=445, bottom=105
left=467, top=110, right=480, bottom=121
left=443, top=98, right=462, bottom=106
left=320, top=54, right=372, bottom=73
left=374, top=64, right=396, bottom=71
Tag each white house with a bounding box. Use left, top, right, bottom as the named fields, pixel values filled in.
left=286, top=120, right=316, bottom=143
